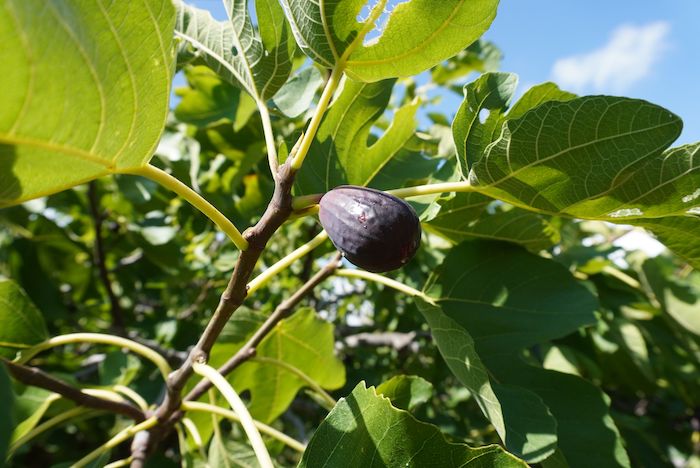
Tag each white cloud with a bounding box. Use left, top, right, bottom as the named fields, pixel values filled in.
left=551, top=21, right=671, bottom=93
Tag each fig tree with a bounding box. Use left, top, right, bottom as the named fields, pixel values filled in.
left=318, top=185, right=421, bottom=273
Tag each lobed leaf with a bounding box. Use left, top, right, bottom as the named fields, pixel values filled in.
left=345, top=0, right=499, bottom=82
left=174, top=0, right=294, bottom=101
left=295, top=77, right=418, bottom=194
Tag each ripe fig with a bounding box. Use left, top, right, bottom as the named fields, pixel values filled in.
left=318, top=185, right=421, bottom=273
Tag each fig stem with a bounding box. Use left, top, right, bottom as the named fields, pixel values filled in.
left=258, top=102, right=279, bottom=180
left=125, top=164, right=249, bottom=250
left=336, top=269, right=431, bottom=301
left=291, top=180, right=477, bottom=211
left=289, top=65, right=344, bottom=171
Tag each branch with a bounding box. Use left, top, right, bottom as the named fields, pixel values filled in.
left=342, top=331, right=422, bottom=351
left=88, top=181, right=126, bottom=331
left=184, top=252, right=342, bottom=402
left=3, top=359, right=144, bottom=421
left=154, top=162, right=297, bottom=421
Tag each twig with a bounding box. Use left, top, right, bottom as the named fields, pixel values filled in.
left=88, top=181, right=126, bottom=331
left=3, top=359, right=144, bottom=421
left=184, top=252, right=342, bottom=402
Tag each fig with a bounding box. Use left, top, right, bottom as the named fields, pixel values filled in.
left=318, top=185, right=421, bottom=273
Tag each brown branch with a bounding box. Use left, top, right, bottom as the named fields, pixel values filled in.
left=88, top=181, right=126, bottom=331
left=184, top=252, right=342, bottom=402
left=3, top=359, right=144, bottom=421
left=154, top=162, right=297, bottom=421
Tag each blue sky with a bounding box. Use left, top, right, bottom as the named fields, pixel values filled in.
left=186, top=0, right=698, bottom=145
left=484, top=0, right=699, bottom=145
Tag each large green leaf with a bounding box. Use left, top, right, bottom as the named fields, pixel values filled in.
left=345, top=0, right=499, bottom=82
left=453, top=77, right=699, bottom=265
left=424, top=241, right=630, bottom=466
left=299, top=382, right=526, bottom=468
left=175, top=0, right=294, bottom=101
left=214, top=308, right=345, bottom=424
left=425, top=193, right=559, bottom=251
left=492, top=357, right=631, bottom=468
left=0, top=0, right=175, bottom=206
left=429, top=242, right=597, bottom=356
left=280, top=0, right=499, bottom=82
left=0, top=365, right=14, bottom=462
left=469, top=97, right=685, bottom=219
left=0, top=279, right=49, bottom=358
left=295, top=78, right=418, bottom=194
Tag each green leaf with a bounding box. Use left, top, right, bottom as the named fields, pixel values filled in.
left=642, top=256, right=700, bottom=335
left=0, top=365, right=14, bottom=462
left=0, top=279, right=49, bottom=358
left=453, top=77, right=699, bottom=265
left=295, top=78, right=418, bottom=194
left=0, top=0, right=175, bottom=206
left=209, top=436, right=260, bottom=468
left=174, top=0, right=294, bottom=101
left=469, top=97, right=684, bottom=219
left=426, top=193, right=559, bottom=250
left=414, top=298, right=506, bottom=442
left=429, top=242, right=597, bottom=356
left=221, top=308, right=345, bottom=423
left=491, top=383, right=557, bottom=463
left=425, top=241, right=630, bottom=466
left=299, top=382, right=526, bottom=468
left=637, top=215, right=700, bottom=269
left=345, top=0, right=499, bottom=82
left=174, top=66, right=242, bottom=127
left=271, top=66, right=323, bottom=118
left=279, top=0, right=365, bottom=68
left=431, top=39, right=502, bottom=86
left=493, top=358, right=631, bottom=468
left=452, top=72, right=518, bottom=171
left=10, top=387, right=56, bottom=447
left=376, top=375, right=432, bottom=411
left=99, top=352, right=142, bottom=387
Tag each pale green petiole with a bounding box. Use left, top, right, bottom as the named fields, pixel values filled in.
left=291, top=180, right=476, bottom=211
left=16, top=332, right=172, bottom=380
left=247, top=230, right=329, bottom=295
left=125, top=164, right=249, bottom=250
left=192, top=362, right=274, bottom=468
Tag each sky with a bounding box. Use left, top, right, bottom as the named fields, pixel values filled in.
left=186, top=0, right=698, bottom=145
left=483, top=0, right=699, bottom=145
